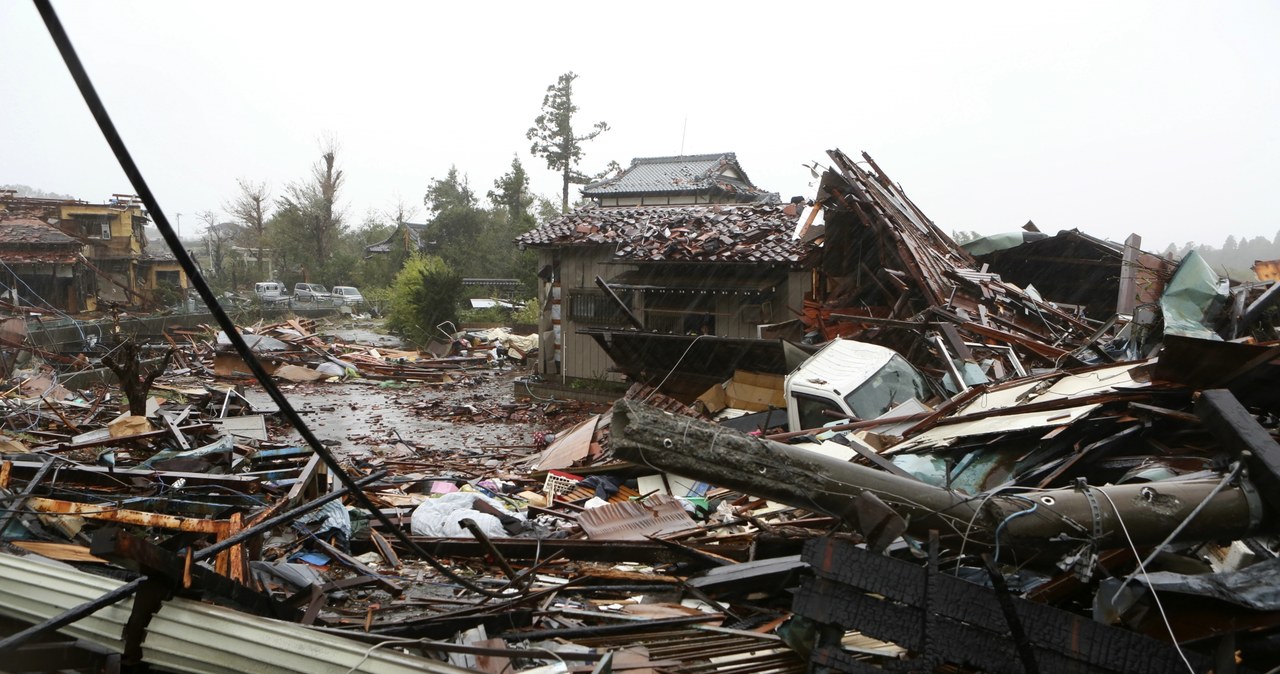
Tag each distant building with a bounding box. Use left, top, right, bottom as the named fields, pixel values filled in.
left=0, top=191, right=188, bottom=311
left=364, top=221, right=432, bottom=256
left=582, top=152, right=777, bottom=207
left=0, top=217, right=90, bottom=312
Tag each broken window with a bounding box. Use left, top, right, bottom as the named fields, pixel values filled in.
left=843, top=354, right=932, bottom=420
left=568, top=289, right=634, bottom=326
left=792, top=392, right=845, bottom=430
left=71, top=214, right=112, bottom=239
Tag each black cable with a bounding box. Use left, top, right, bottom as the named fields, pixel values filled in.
left=31, top=0, right=500, bottom=598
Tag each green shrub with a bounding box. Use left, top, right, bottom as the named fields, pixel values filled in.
left=459, top=306, right=509, bottom=324
left=385, top=255, right=462, bottom=347
left=513, top=297, right=539, bottom=325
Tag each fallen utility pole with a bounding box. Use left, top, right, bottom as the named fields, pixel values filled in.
left=610, top=400, right=1266, bottom=552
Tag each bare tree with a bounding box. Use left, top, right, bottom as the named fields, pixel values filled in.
left=277, top=139, right=346, bottom=276
left=102, top=338, right=175, bottom=416
left=199, top=210, right=242, bottom=287
left=227, top=179, right=270, bottom=279
left=385, top=197, right=417, bottom=229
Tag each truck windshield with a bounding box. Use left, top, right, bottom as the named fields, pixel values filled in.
left=843, top=355, right=930, bottom=420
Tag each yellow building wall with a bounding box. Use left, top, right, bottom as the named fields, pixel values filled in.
left=147, top=263, right=189, bottom=289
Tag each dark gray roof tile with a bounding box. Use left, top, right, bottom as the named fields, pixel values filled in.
left=0, top=218, right=82, bottom=247
left=583, top=152, right=772, bottom=200
left=515, top=203, right=818, bottom=266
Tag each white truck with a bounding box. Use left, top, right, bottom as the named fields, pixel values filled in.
left=253, top=281, right=290, bottom=305
left=783, top=339, right=934, bottom=433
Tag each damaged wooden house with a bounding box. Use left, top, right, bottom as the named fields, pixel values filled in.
left=517, top=152, right=823, bottom=395
left=0, top=191, right=188, bottom=312
left=963, top=225, right=1175, bottom=322
left=0, top=216, right=92, bottom=313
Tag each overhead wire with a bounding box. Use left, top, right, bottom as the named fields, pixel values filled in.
left=1093, top=486, right=1196, bottom=674
left=1110, top=460, right=1245, bottom=602
left=31, top=0, right=506, bottom=600
left=642, top=333, right=708, bottom=402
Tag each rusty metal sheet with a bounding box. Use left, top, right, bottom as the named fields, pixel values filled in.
left=26, top=496, right=230, bottom=534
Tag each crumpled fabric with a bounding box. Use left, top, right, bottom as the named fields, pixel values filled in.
left=297, top=499, right=353, bottom=550
left=410, top=491, right=526, bottom=538
left=580, top=475, right=620, bottom=500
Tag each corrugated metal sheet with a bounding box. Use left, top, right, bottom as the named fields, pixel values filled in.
left=0, top=552, right=479, bottom=674
left=578, top=493, right=697, bottom=540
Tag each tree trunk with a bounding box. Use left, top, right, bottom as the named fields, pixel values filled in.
left=561, top=165, right=571, bottom=213
left=101, top=339, right=177, bottom=416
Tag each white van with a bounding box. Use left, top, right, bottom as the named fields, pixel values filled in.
left=332, top=286, right=364, bottom=306
left=293, top=283, right=332, bottom=303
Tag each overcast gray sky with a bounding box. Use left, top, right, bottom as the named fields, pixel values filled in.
left=3, top=1, right=1278, bottom=252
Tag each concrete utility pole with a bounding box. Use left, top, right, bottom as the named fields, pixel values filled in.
left=610, top=400, right=1264, bottom=554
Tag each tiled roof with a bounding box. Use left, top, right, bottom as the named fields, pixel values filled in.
left=365, top=221, right=430, bottom=254
left=515, top=203, right=817, bottom=265
left=0, top=218, right=82, bottom=248
left=583, top=152, right=772, bottom=200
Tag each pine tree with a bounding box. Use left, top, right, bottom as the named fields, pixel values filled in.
left=527, top=72, right=609, bottom=213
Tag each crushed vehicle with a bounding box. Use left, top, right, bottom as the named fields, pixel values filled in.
left=783, top=338, right=937, bottom=433
left=253, top=281, right=289, bottom=304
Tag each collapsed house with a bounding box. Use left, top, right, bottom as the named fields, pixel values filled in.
left=0, top=191, right=189, bottom=312
left=964, top=225, right=1175, bottom=321
left=0, top=217, right=92, bottom=313
left=518, top=149, right=1280, bottom=671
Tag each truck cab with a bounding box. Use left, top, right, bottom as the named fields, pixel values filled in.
left=785, top=339, right=933, bottom=433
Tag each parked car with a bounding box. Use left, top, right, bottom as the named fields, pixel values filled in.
left=293, top=283, right=332, bottom=303
left=254, top=281, right=289, bottom=304
left=331, top=285, right=364, bottom=307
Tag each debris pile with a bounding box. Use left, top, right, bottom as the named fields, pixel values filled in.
left=3, top=151, right=1280, bottom=674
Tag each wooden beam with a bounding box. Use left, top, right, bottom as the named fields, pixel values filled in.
left=26, top=496, right=230, bottom=534
left=1196, top=388, right=1280, bottom=514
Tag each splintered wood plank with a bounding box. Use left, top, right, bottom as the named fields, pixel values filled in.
left=10, top=541, right=107, bottom=563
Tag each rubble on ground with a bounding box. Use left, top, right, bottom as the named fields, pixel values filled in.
left=3, top=154, right=1280, bottom=673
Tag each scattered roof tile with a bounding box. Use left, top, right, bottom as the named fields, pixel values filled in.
left=0, top=218, right=82, bottom=248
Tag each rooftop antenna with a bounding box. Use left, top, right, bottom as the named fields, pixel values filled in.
left=679, top=115, right=687, bottom=158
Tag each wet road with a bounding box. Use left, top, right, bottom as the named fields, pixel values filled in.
left=219, top=320, right=545, bottom=459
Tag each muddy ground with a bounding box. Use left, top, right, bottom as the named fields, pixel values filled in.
left=235, top=320, right=602, bottom=467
